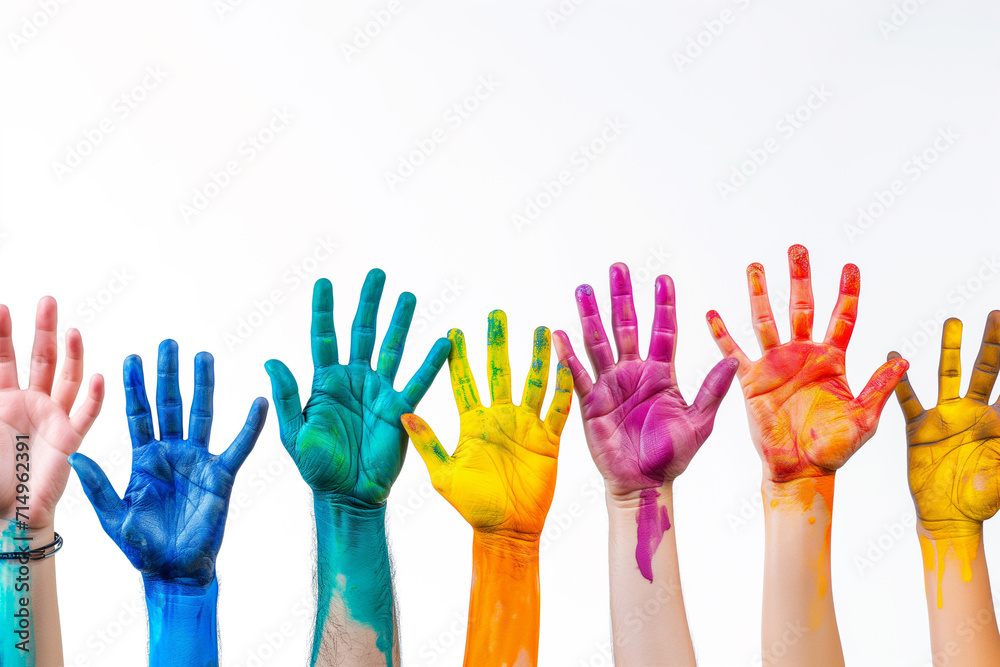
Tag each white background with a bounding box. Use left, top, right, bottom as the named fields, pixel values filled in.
left=2, top=1, right=999, bottom=665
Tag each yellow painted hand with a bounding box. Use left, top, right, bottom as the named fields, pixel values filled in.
left=892, top=312, right=1000, bottom=608
left=892, top=313, right=1000, bottom=539
left=401, top=311, right=573, bottom=539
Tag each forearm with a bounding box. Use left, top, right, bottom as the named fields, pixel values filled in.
left=313, top=494, right=398, bottom=667
left=465, top=531, right=540, bottom=666
left=761, top=476, right=842, bottom=667
left=144, top=577, right=219, bottom=667
left=0, top=521, right=61, bottom=666
left=918, top=527, right=1000, bottom=665
left=606, top=482, right=694, bottom=665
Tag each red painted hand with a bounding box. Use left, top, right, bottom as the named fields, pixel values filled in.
left=707, top=245, right=907, bottom=482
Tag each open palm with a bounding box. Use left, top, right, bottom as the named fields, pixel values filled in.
left=741, top=342, right=874, bottom=479
left=893, top=312, right=1000, bottom=535
left=443, top=403, right=559, bottom=535
left=265, top=271, right=450, bottom=508
left=0, top=298, right=104, bottom=530
left=708, top=245, right=907, bottom=483
left=284, top=365, right=414, bottom=504
left=402, top=313, right=572, bottom=539
left=553, top=265, right=737, bottom=499
left=70, top=341, right=267, bottom=587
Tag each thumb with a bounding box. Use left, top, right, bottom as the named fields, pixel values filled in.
left=691, top=357, right=739, bottom=425
left=219, top=397, right=269, bottom=473
left=263, top=359, right=303, bottom=449
left=856, top=357, right=910, bottom=429
left=68, top=452, right=125, bottom=539
left=401, top=413, right=453, bottom=498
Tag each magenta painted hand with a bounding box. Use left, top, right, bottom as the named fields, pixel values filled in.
left=554, top=263, right=738, bottom=581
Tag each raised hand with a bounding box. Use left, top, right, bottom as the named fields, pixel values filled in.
left=0, top=297, right=104, bottom=532
left=402, top=310, right=572, bottom=538
left=69, top=339, right=265, bottom=667
left=707, top=244, right=907, bottom=482
left=553, top=264, right=737, bottom=581
left=551, top=263, right=736, bottom=665
left=69, top=339, right=267, bottom=587
left=892, top=313, right=1000, bottom=610
left=264, top=270, right=450, bottom=507
left=0, top=297, right=103, bottom=667
left=264, top=270, right=450, bottom=667
left=401, top=310, right=571, bottom=667
left=708, top=245, right=908, bottom=667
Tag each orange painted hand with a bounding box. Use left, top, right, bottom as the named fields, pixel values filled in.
left=707, top=245, right=908, bottom=483
left=892, top=313, right=1000, bottom=539
left=401, top=310, right=572, bottom=539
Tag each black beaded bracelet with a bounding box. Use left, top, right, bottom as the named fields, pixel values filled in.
left=0, top=532, right=63, bottom=561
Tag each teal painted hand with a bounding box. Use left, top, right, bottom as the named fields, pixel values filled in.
left=265, top=270, right=451, bottom=507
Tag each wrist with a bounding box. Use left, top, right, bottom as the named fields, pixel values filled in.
left=0, top=520, right=54, bottom=563
left=916, top=517, right=983, bottom=542
left=762, top=474, right=835, bottom=514
left=605, top=480, right=674, bottom=514
left=314, top=495, right=387, bottom=542
left=144, top=577, right=219, bottom=667
left=313, top=497, right=389, bottom=570
left=472, top=530, right=540, bottom=563
left=313, top=490, right=387, bottom=513
left=143, top=575, right=218, bottom=598
left=605, top=481, right=676, bottom=584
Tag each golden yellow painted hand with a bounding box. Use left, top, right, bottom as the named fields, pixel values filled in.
left=401, top=310, right=573, bottom=539
left=891, top=312, right=1000, bottom=609
left=892, top=313, right=1000, bottom=539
